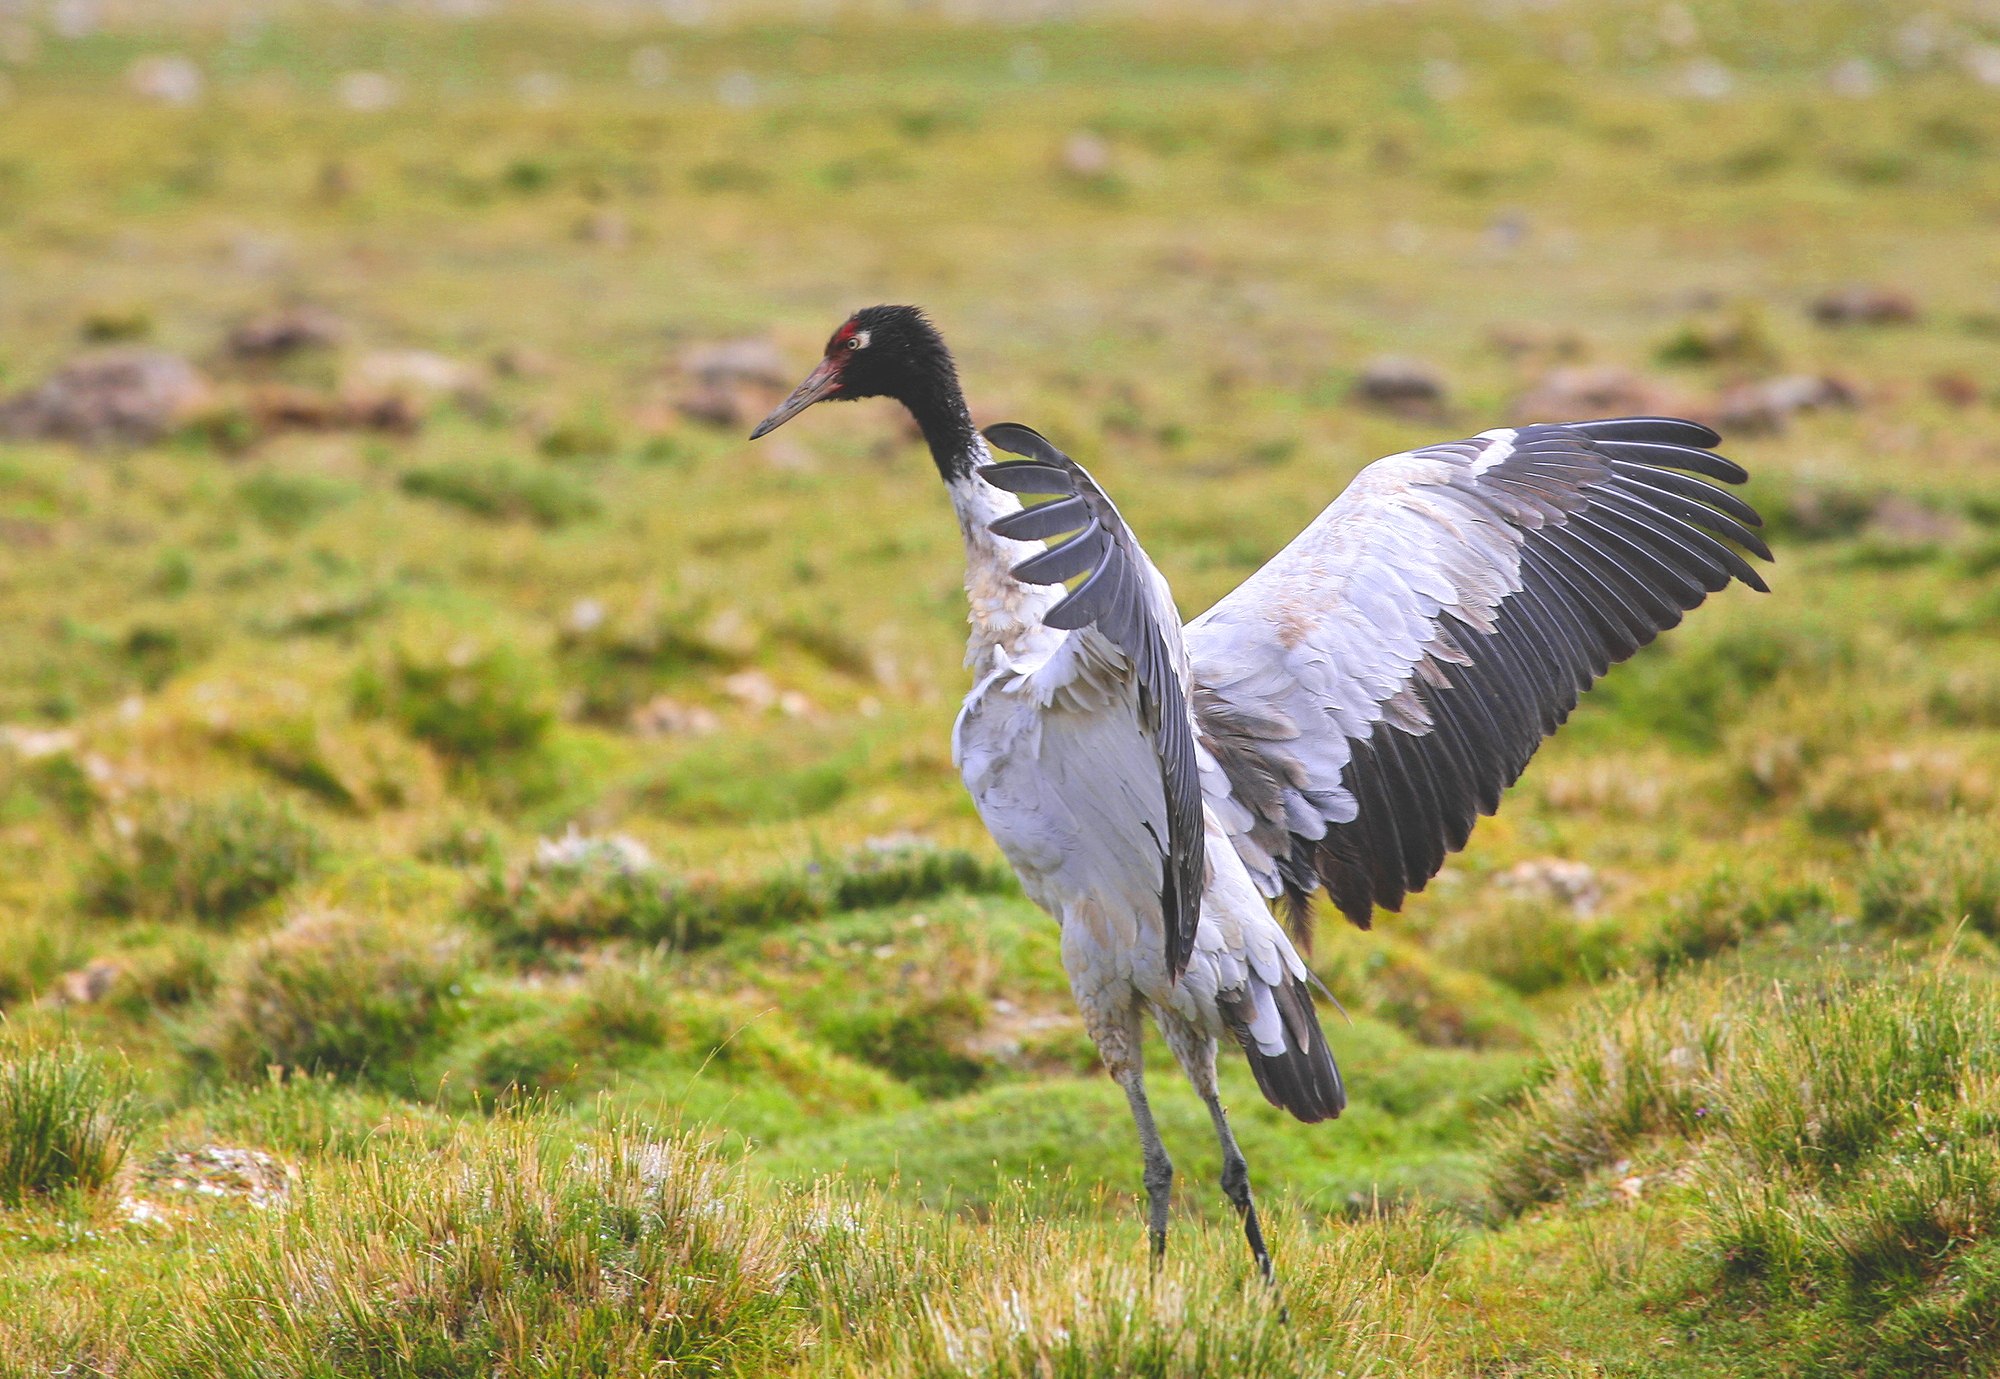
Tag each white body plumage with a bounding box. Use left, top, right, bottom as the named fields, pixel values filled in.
left=945, top=469, right=1314, bottom=1079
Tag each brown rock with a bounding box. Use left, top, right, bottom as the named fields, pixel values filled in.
left=246, top=382, right=421, bottom=436
left=1496, top=857, right=1602, bottom=916
left=332, top=350, right=484, bottom=432
left=679, top=338, right=789, bottom=391
left=343, top=349, right=485, bottom=401
left=1867, top=494, right=1963, bottom=546
left=226, top=305, right=347, bottom=360
left=1353, top=355, right=1449, bottom=419
left=1931, top=372, right=1983, bottom=408
left=575, top=210, right=632, bottom=248
left=1809, top=286, right=1919, bottom=327
left=1514, top=366, right=1688, bottom=424
left=336, top=389, right=423, bottom=434
left=1061, top=131, right=1114, bottom=179
left=1487, top=323, right=1587, bottom=363
left=629, top=695, right=719, bottom=738
left=1714, top=373, right=1859, bottom=436
left=51, top=958, right=123, bottom=1006
left=247, top=384, right=345, bottom=431
left=0, top=348, right=214, bottom=447
left=676, top=381, right=754, bottom=429
left=492, top=345, right=555, bottom=380
left=673, top=338, right=792, bottom=429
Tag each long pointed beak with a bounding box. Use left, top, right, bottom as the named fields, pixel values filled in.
left=749, top=358, right=842, bottom=439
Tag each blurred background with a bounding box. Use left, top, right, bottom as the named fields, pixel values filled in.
left=3, top=2, right=2000, bottom=1373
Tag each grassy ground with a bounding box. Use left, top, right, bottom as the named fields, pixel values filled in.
left=1, top=0, right=2000, bottom=1373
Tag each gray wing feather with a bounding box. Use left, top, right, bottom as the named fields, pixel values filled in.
left=980, top=422, right=1206, bottom=980
left=1186, top=417, right=1771, bottom=947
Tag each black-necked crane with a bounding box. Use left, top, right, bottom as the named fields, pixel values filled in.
left=750, top=305, right=1769, bottom=1281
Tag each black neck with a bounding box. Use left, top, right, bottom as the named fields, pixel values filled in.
left=882, top=333, right=976, bottom=481
left=909, top=389, right=978, bottom=482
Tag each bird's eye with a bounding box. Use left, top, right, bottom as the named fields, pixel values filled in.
left=847, top=331, right=871, bottom=350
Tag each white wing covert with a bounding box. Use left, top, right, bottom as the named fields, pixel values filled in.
left=980, top=422, right=1206, bottom=979
left=1185, top=417, right=1771, bottom=947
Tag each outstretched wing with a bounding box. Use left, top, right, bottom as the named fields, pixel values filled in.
left=980, top=422, right=1206, bottom=980
left=1186, top=417, right=1771, bottom=947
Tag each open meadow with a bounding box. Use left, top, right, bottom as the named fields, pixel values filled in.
left=1, top=0, right=1999, bottom=1373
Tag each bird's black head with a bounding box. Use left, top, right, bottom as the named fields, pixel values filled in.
left=750, top=305, right=975, bottom=476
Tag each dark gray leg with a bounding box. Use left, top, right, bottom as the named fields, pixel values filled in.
left=1072, top=984, right=1171, bottom=1268
left=1117, top=1069, right=1174, bottom=1265
left=1203, top=1089, right=1275, bottom=1284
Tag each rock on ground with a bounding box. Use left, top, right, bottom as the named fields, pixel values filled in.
left=1496, top=858, right=1603, bottom=916
left=1512, top=366, right=1691, bottom=425
left=0, top=348, right=214, bottom=447
left=675, top=337, right=790, bottom=429
left=1714, top=373, right=1859, bottom=435
left=1809, top=285, right=1919, bottom=327
left=226, top=305, right=347, bottom=360
left=1352, top=355, right=1449, bottom=419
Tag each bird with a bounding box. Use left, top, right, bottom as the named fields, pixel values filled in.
left=750, top=304, right=1769, bottom=1281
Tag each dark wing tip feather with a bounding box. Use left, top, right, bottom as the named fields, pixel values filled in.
left=1569, top=416, right=1723, bottom=449
left=1193, top=413, right=1772, bottom=942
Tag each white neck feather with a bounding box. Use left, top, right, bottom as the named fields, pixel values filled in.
left=946, top=445, right=1063, bottom=674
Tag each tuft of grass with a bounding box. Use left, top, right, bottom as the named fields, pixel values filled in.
left=156, top=1120, right=794, bottom=1378
left=1675, top=972, right=2000, bottom=1377
left=399, top=461, right=599, bottom=527
left=80, top=793, right=323, bottom=925
left=0, top=917, right=83, bottom=1008
left=833, top=845, right=1010, bottom=912
left=811, top=1181, right=1448, bottom=1377
left=1487, top=975, right=1725, bottom=1215
left=819, top=991, right=989, bottom=1097
left=1587, top=621, right=1850, bottom=751
left=1652, top=305, right=1779, bottom=368
left=1312, top=928, right=1534, bottom=1049
left=1858, top=817, right=2000, bottom=938
left=1639, top=866, right=1837, bottom=971
left=904, top=1255, right=1303, bottom=1377
left=453, top=961, right=676, bottom=1103
left=235, top=471, right=353, bottom=536
left=194, top=911, right=474, bottom=1086
left=554, top=603, right=746, bottom=724
left=466, top=842, right=1012, bottom=953
left=0, top=1041, right=140, bottom=1207
left=182, top=1072, right=455, bottom=1161
left=354, top=643, right=553, bottom=771
left=1490, top=963, right=1996, bottom=1214
left=1444, top=900, right=1625, bottom=997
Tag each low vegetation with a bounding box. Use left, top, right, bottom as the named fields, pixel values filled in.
left=466, top=838, right=1011, bottom=952
left=0, top=1042, right=140, bottom=1208
left=193, top=911, right=474, bottom=1086
left=80, top=794, right=322, bottom=925
left=1486, top=963, right=2000, bottom=1375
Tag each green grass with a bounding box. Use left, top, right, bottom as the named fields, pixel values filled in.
left=464, top=839, right=1012, bottom=952
left=0, top=0, right=1997, bottom=1372
left=0, top=1042, right=140, bottom=1208
left=192, top=911, right=475, bottom=1087
left=144, top=1120, right=796, bottom=1378
left=79, top=794, right=324, bottom=925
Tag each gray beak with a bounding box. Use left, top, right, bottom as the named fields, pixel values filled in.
left=749, top=357, right=842, bottom=439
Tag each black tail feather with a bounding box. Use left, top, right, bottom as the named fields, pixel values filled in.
left=1232, top=978, right=1345, bottom=1124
